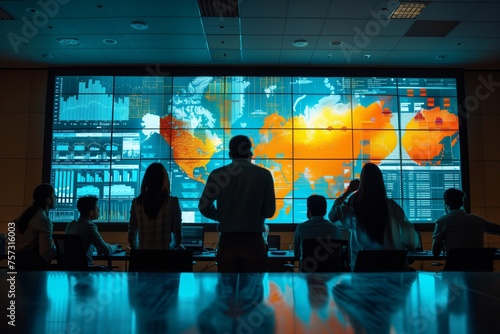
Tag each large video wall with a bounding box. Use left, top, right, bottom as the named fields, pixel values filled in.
left=46, top=74, right=462, bottom=224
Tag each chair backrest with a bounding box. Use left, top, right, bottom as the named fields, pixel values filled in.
left=301, top=239, right=348, bottom=273
left=443, top=248, right=496, bottom=272
left=128, top=249, right=194, bottom=272
left=52, top=234, right=89, bottom=270
left=354, top=250, right=408, bottom=272
left=267, top=235, right=281, bottom=250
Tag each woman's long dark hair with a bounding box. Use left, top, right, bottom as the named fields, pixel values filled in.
left=15, top=184, right=54, bottom=234
left=137, top=162, right=171, bottom=219
left=353, top=163, right=389, bottom=245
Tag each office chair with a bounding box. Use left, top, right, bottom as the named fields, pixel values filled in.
left=300, top=239, right=348, bottom=273
left=128, top=249, right=194, bottom=272
left=443, top=248, right=496, bottom=272
left=354, top=250, right=408, bottom=272
left=52, top=234, right=93, bottom=271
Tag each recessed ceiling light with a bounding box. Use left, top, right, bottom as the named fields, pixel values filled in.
left=330, top=40, right=343, bottom=46
left=390, top=2, right=427, bottom=19
left=57, top=38, right=80, bottom=46
left=103, top=39, right=118, bottom=45
left=292, top=39, right=308, bottom=47
left=130, top=21, right=148, bottom=30
left=364, top=54, right=371, bottom=59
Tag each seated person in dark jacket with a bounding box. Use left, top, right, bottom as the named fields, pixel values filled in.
left=432, top=188, right=500, bottom=256
left=66, top=195, right=119, bottom=265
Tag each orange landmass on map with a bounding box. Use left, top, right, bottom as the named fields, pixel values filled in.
left=254, top=101, right=397, bottom=218
left=160, top=115, right=221, bottom=180
left=401, top=107, right=458, bottom=163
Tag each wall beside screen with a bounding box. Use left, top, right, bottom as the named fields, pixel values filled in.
left=43, top=67, right=467, bottom=230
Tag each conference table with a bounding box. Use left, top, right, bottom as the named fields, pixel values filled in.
left=2, top=269, right=500, bottom=333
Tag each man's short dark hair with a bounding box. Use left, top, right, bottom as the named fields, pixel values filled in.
left=229, top=135, right=252, bottom=158
left=77, top=195, right=98, bottom=215
left=443, top=188, right=465, bottom=210
left=307, top=195, right=327, bottom=217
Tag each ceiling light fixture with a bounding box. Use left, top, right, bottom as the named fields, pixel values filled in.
left=330, top=40, right=343, bottom=46
left=57, top=38, right=80, bottom=46
left=130, top=21, right=148, bottom=30
left=292, top=39, right=308, bottom=47
left=103, top=39, right=118, bottom=45
left=390, top=2, right=427, bottom=19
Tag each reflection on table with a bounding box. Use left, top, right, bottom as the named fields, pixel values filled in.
left=1, top=270, right=500, bottom=333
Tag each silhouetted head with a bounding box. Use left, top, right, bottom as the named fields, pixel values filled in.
left=33, top=184, right=55, bottom=209
left=307, top=195, right=327, bottom=217
left=443, top=188, right=465, bottom=210
left=358, top=162, right=387, bottom=198
left=141, top=162, right=170, bottom=195
left=229, top=135, right=252, bottom=159
left=76, top=195, right=99, bottom=219
left=16, top=184, right=55, bottom=234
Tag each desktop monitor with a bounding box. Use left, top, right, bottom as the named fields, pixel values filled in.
left=181, top=224, right=205, bottom=250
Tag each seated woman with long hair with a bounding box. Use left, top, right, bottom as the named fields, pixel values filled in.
left=128, top=162, right=182, bottom=250
left=14, top=184, right=56, bottom=270
left=329, top=163, right=420, bottom=270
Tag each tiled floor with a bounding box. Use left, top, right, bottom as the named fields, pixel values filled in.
left=1, top=270, right=500, bottom=333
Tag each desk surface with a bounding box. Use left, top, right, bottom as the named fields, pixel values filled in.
left=2, top=270, right=500, bottom=333
left=92, top=250, right=297, bottom=262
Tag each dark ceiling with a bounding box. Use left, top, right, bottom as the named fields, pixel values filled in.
left=1, top=0, right=499, bottom=69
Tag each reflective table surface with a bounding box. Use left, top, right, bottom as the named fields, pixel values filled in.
left=1, top=270, right=499, bottom=333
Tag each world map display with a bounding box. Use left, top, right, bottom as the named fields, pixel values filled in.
left=49, top=75, right=461, bottom=223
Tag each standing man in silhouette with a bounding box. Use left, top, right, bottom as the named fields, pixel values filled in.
left=199, top=135, right=276, bottom=272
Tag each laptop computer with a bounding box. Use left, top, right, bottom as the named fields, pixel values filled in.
left=181, top=224, right=205, bottom=253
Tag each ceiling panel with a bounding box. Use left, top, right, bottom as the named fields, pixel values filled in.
left=418, top=3, right=479, bottom=21
left=394, top=37, right=443, bottom=51
left=279, top=49, right=314, bottom=63
left=284, top=19, right=325, bottom=35
left=448, top=22, right=500, bottom=38
left=321, top=19, right=367, bottom=35
left=241, top=50, right=281, bottom=63
left=241, top=18, right=286, bottom=35
left=286, top=0, right=333, bottom=18
left=239, top=0, right=288, bottom=18
left=325, top=0, right=381, bottom=19
left=464, top=3, right=500, bottom=21
left=242, top=35, right=284, bottom=50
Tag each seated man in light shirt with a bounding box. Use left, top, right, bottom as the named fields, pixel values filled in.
left=66, top=195, right=120, bottom=266
left=432, top=188, right=500, bottom=256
